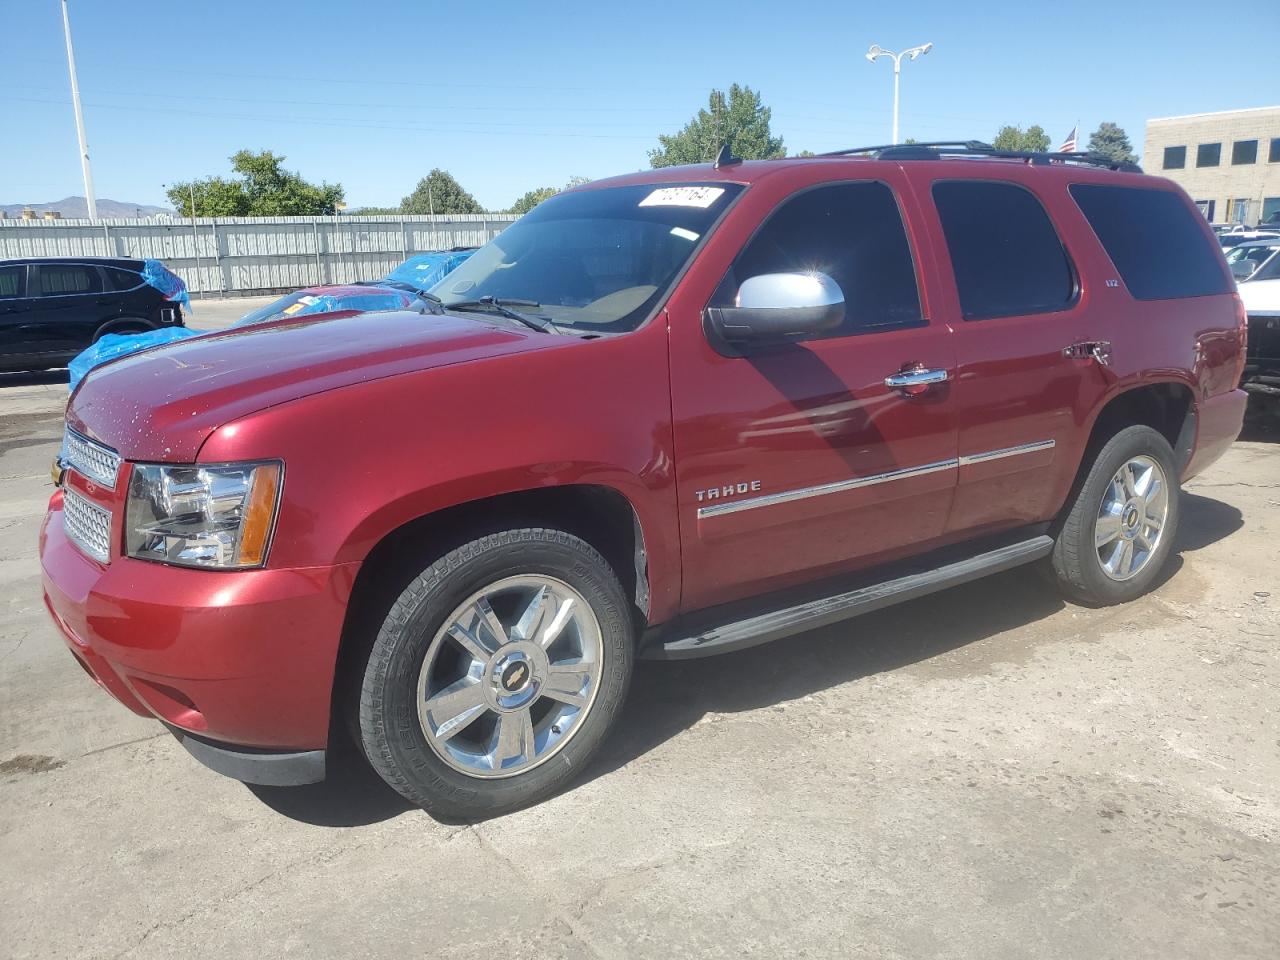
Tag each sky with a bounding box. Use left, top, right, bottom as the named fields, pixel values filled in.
left=2, top=0, right=1278, bottom=212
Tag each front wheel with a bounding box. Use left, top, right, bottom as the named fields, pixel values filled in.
left=357, top=528, right=633, bottom=819
left=1049, top=425, right=1180, bottom=606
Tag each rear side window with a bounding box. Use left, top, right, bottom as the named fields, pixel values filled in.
left=713, top=181, right=922, bottom=335
left=35, top=265, right=102, bottom=296
left=931, top=180, right=1075, bottom=320
left=104, top=267, right=143, bottom=291
left=1069, top=184, right=1231, bottom=300
left=0, top=265, right=24, bottom=299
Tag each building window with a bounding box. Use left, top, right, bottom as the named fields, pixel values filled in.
left=1231, top=199, right=1250, bottom=224
left=1162, top=146, right=1186, bottom=169
left=1270, top=138, right=1280, bottom=163
left=1232, top=140, right=1258, bottom=165
left=1196, top=143, right=1221, bottom=167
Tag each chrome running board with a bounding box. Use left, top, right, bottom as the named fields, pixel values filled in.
left=643, top=535, right=1054, bottom=660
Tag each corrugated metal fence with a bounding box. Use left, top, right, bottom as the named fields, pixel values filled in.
left=0, top=214, right=516, bottom=297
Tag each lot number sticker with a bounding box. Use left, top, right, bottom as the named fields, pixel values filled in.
left=639, top=186, right=725, bottom=208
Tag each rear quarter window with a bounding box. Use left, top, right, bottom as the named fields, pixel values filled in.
left=1069, top=184, right=1230, bottom=300
left=104, top=266, right=144, bottom=291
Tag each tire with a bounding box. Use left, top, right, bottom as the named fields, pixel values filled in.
left=94, top=321, right=153, bottom=341
left=1049, top=425, right=1180, bottom=606
left=357, top=527, right=633, bottom=819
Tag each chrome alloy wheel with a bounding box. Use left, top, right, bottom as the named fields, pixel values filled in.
left=1094, top=455, right=1169, bottom=581
left=416, top=575, right=603, bottom=778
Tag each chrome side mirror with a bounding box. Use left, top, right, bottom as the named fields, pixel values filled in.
left=703, top=272, right=845, bottom=355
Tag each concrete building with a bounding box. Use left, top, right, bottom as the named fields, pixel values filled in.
left=1144, top=106, right=1280, bottom=226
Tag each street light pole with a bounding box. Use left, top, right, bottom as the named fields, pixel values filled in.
left=59, top=0, right=97, bottom=220
left=865, top=42, right=933, bottom=145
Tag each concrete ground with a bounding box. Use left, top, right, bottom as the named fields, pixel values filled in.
left=185, top=295, right=281, bottom=331
left=1, top=371, right=1277, bottom=958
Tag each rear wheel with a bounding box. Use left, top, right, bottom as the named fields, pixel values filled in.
left=1049, top=425, right=1180, bottom=606
left=357, top=528, right=633, bottom=819
left=94, top=320, right=153, bottom=340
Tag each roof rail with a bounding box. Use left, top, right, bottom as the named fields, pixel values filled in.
left=819, top=141, right=1143, bottom=174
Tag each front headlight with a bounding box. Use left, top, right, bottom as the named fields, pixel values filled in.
left=126, top=461, right=282, bottom=569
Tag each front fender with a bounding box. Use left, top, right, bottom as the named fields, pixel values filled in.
left=197, top=325, right=682, bottom=621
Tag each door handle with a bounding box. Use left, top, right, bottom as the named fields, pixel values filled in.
left=1063, top=340, right=1111, bottom=365
left=885, top=366, right=949, bottom=396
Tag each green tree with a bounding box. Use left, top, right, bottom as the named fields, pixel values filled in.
left=508, top=176, right=592, bottom=215
left=649, top=84, right=784, bottom=167
left=400, top=169, right=484, bottom=215
left=1086, top=122, right=1138, bottom=165
left=991, top=124, right=1050, bottom=152
left=168, top=177, right=249, bottom=217
left=510, top=186, right=559, bottom=215
left=792, top=149, right=817, bottom=157
left=168, top=150, right=343, bottom=217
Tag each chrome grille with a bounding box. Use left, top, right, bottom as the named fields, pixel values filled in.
left=63, top=489, right=113, bottom=563
left=62, top=428, right=122, bottom=489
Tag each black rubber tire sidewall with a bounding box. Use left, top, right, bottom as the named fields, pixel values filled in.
left=1051, top=424, right=1180, bottom=606
left=358, top=528, right=633, bottom=820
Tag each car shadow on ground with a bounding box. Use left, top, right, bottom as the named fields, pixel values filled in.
left=0, top=369, right=69, bottom=389
left=246, top=492, right=1243, bottom=828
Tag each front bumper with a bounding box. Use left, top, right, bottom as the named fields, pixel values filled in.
left=40, top=490, right=359, bottom=775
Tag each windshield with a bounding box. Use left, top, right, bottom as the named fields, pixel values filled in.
left=431, top=182, right=743, bottom=333
left=1225, top=244, right=1279, bottom=265
left=1225, top=244, right=1280, bottom=280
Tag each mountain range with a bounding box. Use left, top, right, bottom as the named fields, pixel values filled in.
left=1, top=197, right=172, bottom=219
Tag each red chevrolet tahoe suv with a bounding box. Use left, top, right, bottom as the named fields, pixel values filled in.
left=40, top=144, right=1248, bottom=818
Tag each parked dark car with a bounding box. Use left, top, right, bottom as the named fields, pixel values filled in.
left=0, top=257, right=187, bottom=372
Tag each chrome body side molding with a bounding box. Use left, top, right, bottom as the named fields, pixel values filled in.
left=696, top=439, right=1056, bottom=520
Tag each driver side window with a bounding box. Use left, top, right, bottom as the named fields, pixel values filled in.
left=712, top=181, right=924, bottom=337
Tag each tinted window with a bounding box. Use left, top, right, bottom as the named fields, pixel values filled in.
left=1232, top=140, right=1258, bottom=165
left=711, top=181, right=922, bottom=335
left=1270, top=138, right=1280, bottom=163
left=1196, top=143, right=1221, bottom=167
left=0, top=265, right=23, bottom=299
left=104, top=266, right=143, bottom=291
left=931, top=180, right=1075, bottom=320
left=35, top=265, right=101, bottom=296
left=1070, top=184, right=1231, bottom=300
left=1162, top=146, right=1186, bottom=170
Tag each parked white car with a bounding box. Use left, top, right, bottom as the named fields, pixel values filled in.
left=1225, top=238, right=1280, bottom=282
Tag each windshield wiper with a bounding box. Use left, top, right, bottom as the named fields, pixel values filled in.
left=444, top=296, right=560, bottom=334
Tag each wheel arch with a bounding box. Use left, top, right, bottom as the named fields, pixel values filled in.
left=1084, top=379, right=1197, bottom=472
left=1056, top=379, right=1195, bottom=528
left=94, top=316, right=157, bottom=340
left=330, top=482, right=655, bottom=741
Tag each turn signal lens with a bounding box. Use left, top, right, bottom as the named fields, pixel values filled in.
left=237, top=465, right=281, bottom=566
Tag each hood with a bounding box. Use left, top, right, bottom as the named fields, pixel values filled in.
left=67, top=309, right=562, bottom=461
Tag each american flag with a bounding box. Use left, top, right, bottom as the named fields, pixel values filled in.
left=1058, top=126, right=1078, bottom=153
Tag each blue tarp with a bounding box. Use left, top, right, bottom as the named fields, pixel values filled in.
left=234, top=287, right=417, bottom=326
left=68, top=251, right=475, bottom=390
left=140, top=258, right=190, bottom=311
left=383, top=250, right=475, bottom=292
left=69, top=328, right=196, bottom=392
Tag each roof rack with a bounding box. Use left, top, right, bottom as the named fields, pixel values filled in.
left=819, top=140, right=1143, bottom=174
